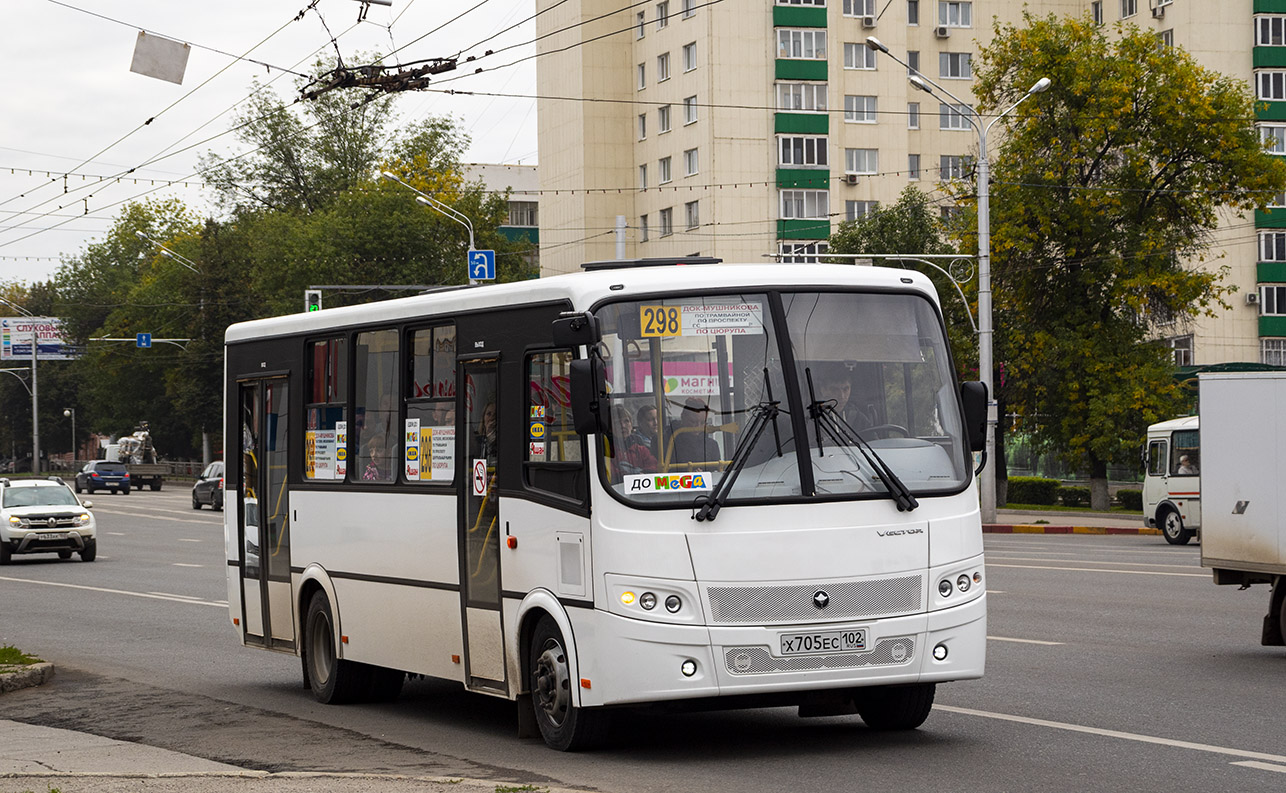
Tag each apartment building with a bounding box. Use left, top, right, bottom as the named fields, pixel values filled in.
left=536, top=0, right=1281, bottom=366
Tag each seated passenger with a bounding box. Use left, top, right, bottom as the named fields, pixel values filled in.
left=671, top=398, right=720, bottom=465
left=611, top=409, right=657, bottom=474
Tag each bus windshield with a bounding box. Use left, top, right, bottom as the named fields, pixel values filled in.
left=594, top=290, right=969, bottom=507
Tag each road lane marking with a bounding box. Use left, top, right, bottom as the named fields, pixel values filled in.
left=1232, top=761, right=1286, bottom=774
left=178, top=538, right=202, bottom=542
left=0, top=576, right=224, bottom=608
left=172, top=563, right=203, bottom=568
left=987, top=555, right=1200, bottom=570
left=939, top=705, right=1286, bottom=765
left=105, top=532, right=126, bottom=536
left=89, top=508, right=220, bottom=525
left=987, top=563, right=1207, bottom=578
left=988, top=636, right=1063, bottom=645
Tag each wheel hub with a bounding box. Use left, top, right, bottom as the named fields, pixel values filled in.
left=533, top=640, right=570, bottom=726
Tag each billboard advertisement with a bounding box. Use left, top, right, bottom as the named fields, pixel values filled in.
left=0, top=317, right=80, bottom=360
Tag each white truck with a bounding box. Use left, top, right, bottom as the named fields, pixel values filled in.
left=1198, top=372, right=1286, bottom=647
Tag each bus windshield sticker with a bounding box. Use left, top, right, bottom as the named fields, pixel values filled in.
left=624, top=472, right=714, bottom=493
left=420, top=423, right=455, bottom=481
left=309, top=429, right=338, bottom=480
left=640, top=303, right=764, bottom=338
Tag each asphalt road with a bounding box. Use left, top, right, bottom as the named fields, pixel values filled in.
left=2, top=489, right=1285, bottom=792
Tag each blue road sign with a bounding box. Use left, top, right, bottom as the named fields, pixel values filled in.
left=136, top=333, right=152, bottom=349
left=469, top=249, right=496, bottom=281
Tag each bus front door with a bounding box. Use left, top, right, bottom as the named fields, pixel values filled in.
left=459, top=358, right=506, bottom=691
left=237, top=377, right=295, bottom=650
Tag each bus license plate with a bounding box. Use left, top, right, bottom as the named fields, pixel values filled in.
left=779, top=628, right=867, bottom=656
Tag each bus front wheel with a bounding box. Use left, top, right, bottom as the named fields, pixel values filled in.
left=529, top=615, right=608, bottom=751
left=854, top=682, right=935, bottom=730
left=1160, top=508, right=1192, bottom=545
left=304, top=590, right=369, bottom=704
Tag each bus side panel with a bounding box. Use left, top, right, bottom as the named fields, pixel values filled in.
left=499, top=497, right=592, bottom=601
left=335, top=578, right=464, bottom=681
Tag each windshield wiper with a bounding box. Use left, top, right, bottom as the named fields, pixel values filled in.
left=804, top=368, right=918, bottom=512
left=693, top=398, right=783, bottom=522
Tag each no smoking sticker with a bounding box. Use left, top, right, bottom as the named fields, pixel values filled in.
left=472, top=458, right=488, bottom=496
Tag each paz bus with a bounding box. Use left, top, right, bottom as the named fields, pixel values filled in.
left=222, top=259, right=988, bottom=750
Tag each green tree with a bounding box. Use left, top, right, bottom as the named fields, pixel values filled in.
left=961, top=13, right=1286, bottom=509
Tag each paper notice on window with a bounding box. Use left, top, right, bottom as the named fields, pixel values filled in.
left=428, top=426, right=455, bottom=481
left=335, top=421, right=347, bottom=479
left=681, top=303, right=765, bottom=335
left=404, top=419, right=421, bottom=480
left=309, top=430, right=338, bottom=480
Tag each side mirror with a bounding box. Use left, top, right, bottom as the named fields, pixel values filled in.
left=960, top=381, right=988, bottom=452
left=568, top=357, right=606, bottom=435
left=552, top=312, right=600, bottom=348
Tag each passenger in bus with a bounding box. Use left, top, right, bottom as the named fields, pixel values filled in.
left=1177, top=455, right=1198, bottom=475
left=476, top=400, right=498, bottom=464
left=672, top=397, right=720, bottom=465
left=610, top=409, right=657, bottom=474
left=636, top=404, right=661, bottom=459
left=361, top=433, right=389, bottom=481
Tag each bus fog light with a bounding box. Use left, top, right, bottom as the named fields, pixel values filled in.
left=933, top=643, right=948, bottom=661
left=956, top=574, right=971, bottom=592
left=639, top=592, right=657, bottom=610
left=681, top=660, right=697, bottom=677
left=621, top=591, right=636, bottom=606
left=938, top=579, right=953, bottom=597
left=665, top=595, right=682, bottom=613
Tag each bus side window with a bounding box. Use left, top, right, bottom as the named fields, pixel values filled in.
left=1147, top=441, right=1167, bottom=477
left=524, top=350, right=586, bottom=503
left=405, top=324, right=457, bottom=485
left=304, top=336, right=347, bottom=481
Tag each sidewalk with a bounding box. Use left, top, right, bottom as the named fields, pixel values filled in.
left=986, top=507, right=1157, bottom=535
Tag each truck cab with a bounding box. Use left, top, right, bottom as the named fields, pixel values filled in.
left=1143, top=415, right=1200, bottom=545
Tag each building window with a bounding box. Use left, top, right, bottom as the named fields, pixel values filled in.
left=684, top=95, right=699, bottom=124
left=1263, top=285, right=1286, bottom=315
left=938, top=1, right=971, bottom=26
left=637, top=11, right=646, bottom=38
left=684, top=147, right=699, bottom=176
left=638, top=113, right=647, bottom=140
left=844, top=95, right=877, bottom=123
left=907, top=50, right=920, bottom=76
left=908, top=153, right=921, bottom=180
left=939, top=102, right=973, bottom=130
left=940, top=52, right=972, bottom=79
left=1091, top=1, right=1103, bottom=25
left=659, top=104, right=672, bottom=133
left=657, top=1, right=669, bottom=29
left=778, top=29, right=828, bottom=59
left=843, top=0, right=875, bottom=14
left=1121, top=0, right=1137, bottom=18
left=640, top=214, right=649, bottom=242
left=659, top=156, right=673, bottom=183
left=845, top=200, right=878, bottom=221
left=941, top=154, right=971, bottom=180
left=683, top=42, right=697, bottom=71
left=638, top=63, right=646, bottom=90
left=940, top=206, right=961, bottom=221
left=844, top=42, right=877, bottom=69
left=908, top=102, right=920, bottom=129
left=1257, top=16, right=1286, bottom=46
left=639, top=164, right=648, bottom=189
left=1259, top=71, right=1286, bottom=101
left=657, top=52, right=671, bottom=81
left=908, top=0, right=919, bottom=25
left=845, top=148, right=879, bottom=174
left=659, top=207, right=674, bottom=236
left=779, top=241, right=830, bottom=263
left=1157, top=29, right=1173, bottom=48
left=1265, top=126, right=1286, bottom=155
left=685, top=200, right=699, bottom=230
left=682, top=0, right=696, bottom=18
left=780, top=189, right=830, bottom=219
left=1263, top=338, right=1286, bottom=365
left=779, top=135, right=829, bottom=167
left=778, top=83, right=827, bottom=112
left=1262, top=231, right=1286, bottom=261
left=1166, top=335, right=1193, bottom=367
left=508, top=201, right=538, bottom=227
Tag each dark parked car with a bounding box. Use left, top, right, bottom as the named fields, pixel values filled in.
left=191, top=461, right=224, bottom=510
left=74, top=461, right=131, bottom=495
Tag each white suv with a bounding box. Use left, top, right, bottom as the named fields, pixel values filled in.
left=1, top=478, right=97, bottom=563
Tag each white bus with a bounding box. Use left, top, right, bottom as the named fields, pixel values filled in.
left=223, top=260, right=989, bottom=750
left=1142, top=415, right=1201, bottom=545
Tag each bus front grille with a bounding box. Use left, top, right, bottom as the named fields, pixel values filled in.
left=707, top=575, right=922, bottom=624
left=723, top=637, right=916, bottom=675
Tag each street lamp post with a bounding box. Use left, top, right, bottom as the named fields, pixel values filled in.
left=866, top=37, right=1048, bottom=523
left=379, top=171, right=478, bottom=285
left=64, top=408, right=76, bottom=466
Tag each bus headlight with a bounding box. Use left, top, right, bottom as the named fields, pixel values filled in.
left=938, top=579, right=953, bottom=597
left=956, top=574, right=971, bottom=592
left=639, top=592, right=657, bottom=610
left=665, top=595, right=682, bottom=613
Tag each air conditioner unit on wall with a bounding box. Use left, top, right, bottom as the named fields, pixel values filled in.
left=1247, top=292, right=1261, bottom=305
left=844, top=173, right=859, bottom=185
left=935, top=25, right=950, bottom=38
left=862, top=16, right=877, bottom=29
left=1152, top=6, right=1165, bottom=18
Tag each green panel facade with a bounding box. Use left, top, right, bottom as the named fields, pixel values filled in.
left=1257, top=102, right=1286, bottom=121
left=1260, top=315, right=1286, bottom=337
left=772, top=6, right=827, bottom=27
left=1257, top=209, right=1286, bottom=228
left=776, top=59, right=827, bottom=81
left=498, top=226, right=539, bottom=244
left=777, top=219, right=830, bottom=240
left=1255, top=0, right=1286, bottom=13
left=776, top=168, right=830, bottom=189
left=775, top=112, right=829, bottom=134
left=1255, top=47, right=1286, bottom=69
left=1258, top=261, right=1286, bottom=282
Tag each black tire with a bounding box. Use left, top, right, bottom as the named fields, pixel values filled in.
left=80, top=538, right=97, bottom=562
left=120, top=486, right=130, bottom=496
left=192, top=493, right=203, bottom=510
left=213, top=496, right=224, bottom=512
left=58, top=550, right=73, bottom=560
left=151, top=482, right=162, bottom=492
left=1161, top=508, right=1191, bottom=545
left=529, top=615, right=609, bottom=751
left=74, top=481, right=82, bottom=494
left=303, top=590, right=369, bottom=704
left=855, top=683, right=935, bottom=730
left=0, top=543, right=11, bottom=565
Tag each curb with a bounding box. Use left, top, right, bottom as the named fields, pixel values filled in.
left=0, top=662, right=55, bottom=695
left=985, top=524, right=1161, bottom=535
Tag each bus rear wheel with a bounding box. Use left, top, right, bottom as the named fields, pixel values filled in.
left=529, top=615, right=608, bottom=751
left=304, top=590, right=369, bottom=704
left=1161, top=508, right=1192, bottom=545
left=854, top=682, right=935, bottom=730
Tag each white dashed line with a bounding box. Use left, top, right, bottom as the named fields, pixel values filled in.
left=1232, top=761, right=1286, bottom=774
left=172, top=563, right=203, bottom=568
left=0, top=576, right=224, bottom=608
left=987, top=563, right=1207, bottom=578
left=988, top=635, right=1064, bottom=645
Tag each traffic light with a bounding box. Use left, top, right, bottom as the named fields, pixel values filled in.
left=305, top=289, right=322, bottom=312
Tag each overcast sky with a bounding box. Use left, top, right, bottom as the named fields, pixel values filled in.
left=0, top=0, right=538, bottom=286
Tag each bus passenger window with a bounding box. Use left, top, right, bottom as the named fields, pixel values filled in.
left=406, top=325, right=457, bottom=484
left=525, top=351, right=586, bottom=502
left=304, top=337, right=347, bottom=480
left=354, top=328, right=398, bottom=483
